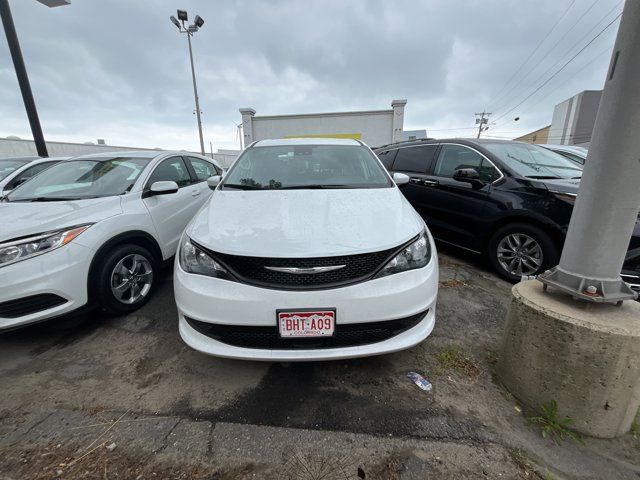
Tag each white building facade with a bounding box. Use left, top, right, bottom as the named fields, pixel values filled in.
left=239, top=100, right=407, bottom=149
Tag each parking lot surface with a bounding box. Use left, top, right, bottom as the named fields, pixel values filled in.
left=1, top=249, right=638, bottom=479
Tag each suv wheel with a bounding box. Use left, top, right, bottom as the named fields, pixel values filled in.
left=95, top=244, right=157, bottom=314
left=488, top=223, right=558, bottom=283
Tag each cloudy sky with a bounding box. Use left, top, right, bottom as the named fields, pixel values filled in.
left=0, top=0, right=622, bottom=152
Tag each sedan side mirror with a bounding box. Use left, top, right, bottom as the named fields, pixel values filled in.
left=207, top=175, right=221, bottom=190
left=147, top=180, right=179, bottom=196
left=392, top=172, right=410, bottom=187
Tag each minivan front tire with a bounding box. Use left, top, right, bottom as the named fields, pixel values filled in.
left=488, top=223, right=558, bottom=283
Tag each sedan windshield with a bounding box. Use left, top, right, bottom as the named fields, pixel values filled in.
left=0, top=159, right=30, bottom=181
left=222, top=144, right=392, bottom=190
left=6, top=157, right=150, bottom=202
left=484, top=142, right=583, bottom=179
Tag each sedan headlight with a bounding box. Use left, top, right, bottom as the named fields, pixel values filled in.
left=0, top=225, right=91, bottom=268
left=179, top=236, right=235, bottom=281
left=375, top=230, right=431, bottom=279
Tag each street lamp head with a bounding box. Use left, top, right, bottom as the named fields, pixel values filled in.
left=177, top=9, right=188, bottom=21
left=194, top=15, right=204, bottom=28
left=170, top=16, right=181, bottom=29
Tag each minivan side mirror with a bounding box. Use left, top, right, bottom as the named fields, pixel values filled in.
left=453, top=168, right=483, bottom=187
left=207, top=175, right=221, bottom=190
left=147, top=180, right=179, bottom=197
left=392, top=172, right=410, bottom=187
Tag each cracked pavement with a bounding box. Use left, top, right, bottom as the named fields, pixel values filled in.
left=1, top=247, right=639, bottom=479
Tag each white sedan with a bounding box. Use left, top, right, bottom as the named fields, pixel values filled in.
left=0, top=151, right=221, bottom=330
left=175, top=138, right=439, bottom=361
left=0, top=156, right=69, bottom=195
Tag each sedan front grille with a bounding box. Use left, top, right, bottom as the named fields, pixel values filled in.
left=185, top=310, right=428, bottom=350
left=203, top=236, right=416, bottom=290
left=0, top=294, right=67, bottom=318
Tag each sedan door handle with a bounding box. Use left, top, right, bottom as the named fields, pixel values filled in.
left=191, top=190, right=201, bottom=197
left=409, top=177, right=424, bottom=184
left=422, top=179, right=439, bottom=186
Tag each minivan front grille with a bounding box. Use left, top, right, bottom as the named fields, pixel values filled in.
left=0, top=294, right=67, bottom=318
left=205, top=237, right=416, bottom=290
left=185, top=310, right=427, bottom=350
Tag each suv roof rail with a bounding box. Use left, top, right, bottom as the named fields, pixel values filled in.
left=374, top=137, right=436, bottom=150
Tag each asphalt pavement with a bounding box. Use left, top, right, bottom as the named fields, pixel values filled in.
left=1, top=248, right=638, bottom=479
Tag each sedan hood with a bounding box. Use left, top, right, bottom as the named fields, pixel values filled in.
left=0, top=197, right=122, bottom=242
left=189, top=188, right=424, bottom=257
left=539, top=177, right=581, bottom=194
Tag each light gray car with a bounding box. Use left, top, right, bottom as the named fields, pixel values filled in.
left=539, top=144, right=588, bottom=165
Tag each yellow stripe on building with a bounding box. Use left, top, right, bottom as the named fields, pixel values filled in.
left=284, top=133, right=362, bottom=140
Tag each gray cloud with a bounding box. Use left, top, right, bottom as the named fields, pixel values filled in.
left=0, top=0, right=620, bottom=150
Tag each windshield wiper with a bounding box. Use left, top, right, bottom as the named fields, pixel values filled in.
left=222, top=183, right=264, bottom=190
left=279, top=184, right=355, bottom=190
left=8, top=196, right=94, bottom=202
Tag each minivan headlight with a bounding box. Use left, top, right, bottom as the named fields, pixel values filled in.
left=375, top=231, right=431, bottom=278
left=0, top=225, right=91, bottom=268
left=179, top=236, right=235, bottom=281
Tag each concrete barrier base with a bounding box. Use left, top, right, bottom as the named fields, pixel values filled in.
left=498, top=280, right=640, bottom=438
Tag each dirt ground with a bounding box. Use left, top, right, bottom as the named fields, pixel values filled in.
left=1, top=246, right=638, bottom=479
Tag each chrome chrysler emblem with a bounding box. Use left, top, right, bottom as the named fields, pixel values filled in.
left=264, top=265, right=346, bottom=275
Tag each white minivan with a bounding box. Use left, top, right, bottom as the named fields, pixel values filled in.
left=175, top=138, right=439, bottom=361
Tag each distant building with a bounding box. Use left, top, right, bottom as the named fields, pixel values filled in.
left=402, top=129, right=428, bottom=141
left=0, top=137, right=239, bottom=168
left=548, top=90, right=601, bottom=147
left=514, top=125, right=550, bottom=144
left=239, top=100, right=407, bottom=148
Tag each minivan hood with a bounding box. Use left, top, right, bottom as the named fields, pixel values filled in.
left=189, top=188, right=424, bottom=257
left=538, top=177, right=581, bottom=194
left=0, top=197, right=122, bottom=242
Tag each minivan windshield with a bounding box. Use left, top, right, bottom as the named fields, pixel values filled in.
left=222, top=144, right=392, bottom=190
left=484, top=142, right=583, bottom=179
left=0, top=159, right=31, bottom=181
left=7, top=157, right=150, bottom=202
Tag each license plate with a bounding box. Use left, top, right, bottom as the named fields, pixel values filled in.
left=277, top=309, right=336, bottom=338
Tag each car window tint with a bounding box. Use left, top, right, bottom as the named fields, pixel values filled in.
left=187, top=157, right=219, bottom=180
left=434, top=144, right=498, bottom=182
left=377, top=149, right=397, bottom=170
left=147, top=157, right=191, bottom=188
left=392, top=145, right=436, bottom=173
left=6, top=162, right=57, bottom=190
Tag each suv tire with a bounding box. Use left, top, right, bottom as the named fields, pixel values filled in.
left=95, top=244, right=157, bottom=314
left=488, top=223, right=558, bottom=283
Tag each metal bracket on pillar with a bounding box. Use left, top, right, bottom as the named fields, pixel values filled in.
left=538, top=267, right=637, bottom=305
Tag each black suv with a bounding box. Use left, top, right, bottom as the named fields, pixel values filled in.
left=374, top=138, right=640, bottom=289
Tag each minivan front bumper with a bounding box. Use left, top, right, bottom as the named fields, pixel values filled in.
left=174, top=254, right=438, bottom=361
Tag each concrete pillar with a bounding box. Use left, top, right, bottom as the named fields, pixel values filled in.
left=538, top=0, right=640, bottom=302
left=239, top=108, right=255, bottom=148
left=498, top=281, right=640, bottom=438
left=391, top=99, right=407, bottom=144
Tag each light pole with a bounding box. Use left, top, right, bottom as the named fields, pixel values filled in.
left=170, top=10, right=205, bottom=155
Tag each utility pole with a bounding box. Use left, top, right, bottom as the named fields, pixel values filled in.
left=475, top=112, right=491, bottom=138
left=539, top=0, right=640, bottom=303
left=0, top=0, right=48, bottom=157
left=499, top=0, right=640, bottom=439
left=170, top=10, right=205, bottom=155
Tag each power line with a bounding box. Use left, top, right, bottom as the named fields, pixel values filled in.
left=485, top=0, right=576, bottom=111
left=490, top=13, right=621, bottom=126
left=494, top=1, right=621, bottom=118
left=490, top=0, right=604, bottom=115
left=488, top=42, right=614, bottom=134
